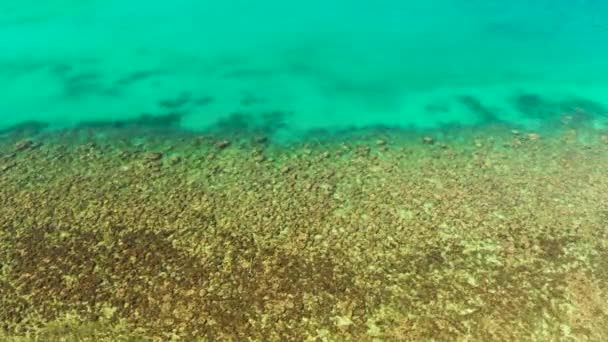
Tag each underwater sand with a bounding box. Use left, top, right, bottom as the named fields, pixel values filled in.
left=1, top=123, right=608, bottom=340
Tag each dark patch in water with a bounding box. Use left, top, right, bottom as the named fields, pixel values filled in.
left=301, top=124, right=405, bottom=143
left=329, top=79, right=397, bottom=97
left=560, top=98, right=608, bottom=118
left=513, top=93, right=556, bottom=118
left=458, top=96, right=501, bottom=123
left=259, top=111, right=289, bottom=133
left=45, top=59, right=117, bottom=97
left=208, top=111, right=290, bottom=138
left=240, top=91, right=264, bottom=107
left=158, top=92, right=192, bottom=109
left=0, top=61, right=59, bottom=78
left=49, top=64, right=74, bottom=77
left=1, top=58, right=95, bottom=79
left=222, top=68, right=275, bottom=79
left=213, top=112, right=250, bottom=133
left=62, top=72, right=116, bottom=98
left=67, top=72, right=99, bottom=83
left=0, top=120, right=49, bottom=136
left=77, top=112, right=184, bottom=129
left=513, top=93, right=608, bottom=121
left=116, top=70, right=165, bottom=86
left=195, top=96, right=215, bottom=107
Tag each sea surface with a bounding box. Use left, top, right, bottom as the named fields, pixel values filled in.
left=1, top=0, right=607, bottom=137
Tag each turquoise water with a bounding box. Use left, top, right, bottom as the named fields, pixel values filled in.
left=3, top=3, right=608, bottom=339
left=1, top=0, right=608, bottom=138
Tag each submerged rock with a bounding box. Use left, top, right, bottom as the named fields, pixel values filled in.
left=14, top=139, right=34, bottom=152
left=356, top=146, right=371, bottom=156
left=145, top=152, right=163, bottom=161
left=215, top=140, right=231, bottom=149
left=0, top=162, right=16, bottom=172
left=254, top=155, right=266, bottom=163
left=118, top=150, right=130, bottom=160
left=253, top=136, right=268, bottom=144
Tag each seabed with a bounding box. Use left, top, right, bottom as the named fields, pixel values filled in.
left=0, top=116, right=607, bottom=341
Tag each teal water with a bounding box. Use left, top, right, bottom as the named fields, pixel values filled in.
left=1, top=0, right=607, bottom=138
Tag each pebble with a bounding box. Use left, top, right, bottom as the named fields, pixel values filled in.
left=357, top=146, right=371, bottom=156
left=281, top=166, right=292, bottom=174
left=215, top=140, right=231, bottom=149
left=15, top=139, right=34, bottom=151
left=118, top=150, right=130, bottom=159
left=511, top=138, right=523, bottom=148
left=145, top=152, right=163, bottom=161
left=0, top=162, right=16, bottom=172
left=254, top=155, right=266, bottom=163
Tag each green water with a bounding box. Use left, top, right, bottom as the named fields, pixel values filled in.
left=1, top=0, right=607, bottom=138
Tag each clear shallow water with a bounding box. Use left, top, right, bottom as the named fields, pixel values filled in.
left=1, top=0, right=608, bottom=138
left=2, top=3, right=608, bottom=339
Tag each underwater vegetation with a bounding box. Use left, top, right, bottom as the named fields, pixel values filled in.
left=1, top=90, right=606, bottom=143
left=513, top=93, right=608, bottom=120
left=457, top=95, right=502, bottom=124
left=77, top=112, right=185, bottom=130
left=0, top=121, right=49, bottom=137
left=1, top=122, right=608, bottom=340
left=209, top=111, right=289, bottom=139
